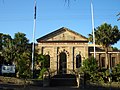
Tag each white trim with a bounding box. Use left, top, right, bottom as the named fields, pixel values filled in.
left=90, top=51, right=120, bottom=54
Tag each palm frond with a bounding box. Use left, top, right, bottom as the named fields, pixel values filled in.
left=117, top=18, right=120, bottom=21
left=117, top=12, right=120, bottom=21
left=64, top=0, right=77, bottom=6
left=117, top=12, right=120, bottom=16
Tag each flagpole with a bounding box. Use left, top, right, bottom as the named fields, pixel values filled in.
left=91, top=0, right=95, bottom=58
left=32, top=0, right=36, bottom=78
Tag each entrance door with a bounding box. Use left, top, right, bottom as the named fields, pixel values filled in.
left=59, top=52, right=67, bottom=74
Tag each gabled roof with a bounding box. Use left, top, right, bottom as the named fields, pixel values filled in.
left=37, top=27, right=88, bottom=42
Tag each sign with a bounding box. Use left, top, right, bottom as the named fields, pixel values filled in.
left=1, top=65, right=15, bottom=74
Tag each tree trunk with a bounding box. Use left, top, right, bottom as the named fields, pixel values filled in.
left=105, top=47, right=110, bottom=69
left=105, top=47, right=111, bottom=82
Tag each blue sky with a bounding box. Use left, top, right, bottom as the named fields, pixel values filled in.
left=0, top=0, right=120, bottom=48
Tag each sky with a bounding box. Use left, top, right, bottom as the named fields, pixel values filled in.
left=0, top=0, right=120, bottom=49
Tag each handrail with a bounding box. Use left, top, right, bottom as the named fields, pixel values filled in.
left=43, top=69, right=80, bottom=79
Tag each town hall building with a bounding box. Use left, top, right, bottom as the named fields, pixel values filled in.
left=37, top=27, right=120, bottom=75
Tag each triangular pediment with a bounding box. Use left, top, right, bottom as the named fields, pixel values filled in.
left=37, top=27, right=88, bottom=42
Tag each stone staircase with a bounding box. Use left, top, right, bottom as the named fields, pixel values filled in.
left=50, top=74, right=77, bottom=86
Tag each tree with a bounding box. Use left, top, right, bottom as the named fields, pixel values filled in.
left=80, top=57, right=99, bottom=82
left=0, top=33, right=5, bottom=64
left=1, top=34, right=14, bottom=64
left=13, top=32, right=32, bottom=78
left=112, top=46, right=119, bottom=51
left=88, top=23, right=120, bottom=69
left=0, top=33, right=3, bottom=51
left=13, top=32, right=29, bottom=64
left=0, top=32, right=32, bottom=78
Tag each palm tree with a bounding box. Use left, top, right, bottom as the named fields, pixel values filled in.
left=13, top=32, right=32, bottom=78
left=88, top=23, right=120, bottom=69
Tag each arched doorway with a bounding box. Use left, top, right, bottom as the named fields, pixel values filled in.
left=59, top=52, right=67, bottom=74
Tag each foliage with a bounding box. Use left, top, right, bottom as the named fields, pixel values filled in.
left=34, top=54, right=49, bottom=79
left=38, top=67, right=47, bottom=79
left=80, top=57, right=116, bottom=83
left=88, top=23, right=120, bottom=69
left=37, top=54, right=50, bottom=69
left=17, top=52, right=32, bottom=79
left=81, top=57, right=120, bottom=83
left=13, top=32, right=31, bottom=78
left=0, top=32, right=32, bottom=78
left=1, top=34, right=15, bottom=64
left=80, top=57, right=99, bottom=82
left=0, top=33, right=3, bottom=51
left=112, top=64, right=120, bottom=82
left=0, top=32, right=50, bottom=79
left=89, top=23, right=120, bottom=47
left=98, top=68, right=110, bottom=83
left=88, top=23, right=120, bottom=83
left=112, top=47, right=119, bottom=51
left=81, top=57, right=98, bottom=73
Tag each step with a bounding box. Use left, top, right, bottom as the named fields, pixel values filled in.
left=50, top=74, right=77, bottom=86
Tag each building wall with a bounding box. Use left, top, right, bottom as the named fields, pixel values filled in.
left=37, top=42, right=88, bottom=73
left=37, top=27, right=120, bottom=74
left=37, top=41, right=120, bottom=74
left=89, top=52, right=120, bottom=68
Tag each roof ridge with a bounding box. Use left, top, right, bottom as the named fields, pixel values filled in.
left=37, top=27, right=88, bottom=42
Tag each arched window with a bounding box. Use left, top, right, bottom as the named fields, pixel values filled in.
left=45, top=55, right=50, bottom=68
left=76, top=54, right=81, bottom=68
left=59, top=52, right=67, bottom=74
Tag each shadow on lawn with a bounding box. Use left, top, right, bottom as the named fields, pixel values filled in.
left=81, top=82, right=120, bottom=90
left=0, top=80, right=120, bottom=90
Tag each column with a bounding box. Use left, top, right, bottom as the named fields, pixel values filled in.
left=70, top=47, right=73, bottom=70
left=99, top=54, right=101, bottom=67
left=117, top=53, right=119, bottom=65
left=72, top=47, right=75, bottom=71
left=54, top=47, right=58, bottom=72
left=57, top=47, right=59, bottom=74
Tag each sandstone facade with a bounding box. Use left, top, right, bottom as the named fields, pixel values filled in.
left=37, top=27, right=120, bottom=74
